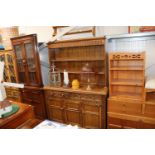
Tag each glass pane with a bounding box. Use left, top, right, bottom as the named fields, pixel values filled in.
left=18, top=72, right=25, bottom=83
left=15, top=45, right=22, bottom=59
left=0, top=54, right=7, bottom=81
left=14, top=45, right=25, bottom=72
left=25, top=43, right=37, bottom=84
left=7, top=54, right=13, bottom=64
left=0, top=55, right=5, bottom=61
left=14, top=45, right=26, bottom=83
left=7, top=54, right=16, bottom=83
left=25, top=43, right=36, bottom=71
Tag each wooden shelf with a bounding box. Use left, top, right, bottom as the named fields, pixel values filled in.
left=111, top=92, right=142, bottom=99
left=51, top=58, right=104, bottom=62
left=110, top=79, right=144, bottom=86
left=44, top=86, right=108, bottom=95
left=110, top=67, right=144, bottom=71
left=109, top=52, right=145, bottom=99
left=59, top=71, right=105, bottom=75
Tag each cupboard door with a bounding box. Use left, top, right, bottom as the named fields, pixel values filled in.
left=48, top=106, right=64, bottom=123
left=65, top=110, right=81, bottom=126
left=6, top=53, right=17, bottom=82
left=21, top=89, right=46, bottom=119
left=0, top=53, right=9, bottom=81
left=24, top=42, right=39, bottom=86
left=82, top=102, right=102, bottom=128
left=64, top=100, right=81, bottom=126
left=46, top=97, right=64, bottom=123
left=14, top=44, right=27, bottom=84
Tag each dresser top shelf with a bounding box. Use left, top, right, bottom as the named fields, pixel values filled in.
left=44, top=86, right=108, bottom=95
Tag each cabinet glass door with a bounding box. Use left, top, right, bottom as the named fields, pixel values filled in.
left=24, top=42, right=38, bottom=85
left=0, top=54, right=8, bottom=81
left=6, top=54, right=16, bottom=83
left=14, top=45, right=26, bottom=83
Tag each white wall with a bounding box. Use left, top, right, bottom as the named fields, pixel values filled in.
left=19, top=26, right=128, bottom=42
left=19, top=26, right=53, bottom=42
left=97, top=26, right=128, bottom=36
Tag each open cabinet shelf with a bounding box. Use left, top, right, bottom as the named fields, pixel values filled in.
left=109, top=52, right=145, bottom=100
left=48, top=37, right=107, bottom=88
left=110, top=67, right=144, bottom=71
left=51, top=58, right=105, bottom=62
left=110, top=79, right=144, bottom=86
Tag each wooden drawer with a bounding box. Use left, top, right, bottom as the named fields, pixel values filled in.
left=47, top=98, right=63, bottom=107
left=144, top=103, right=155, bottom=118
left=82, top=101, right=101, bottom=114
left=5, top=87, right=21, bottom=101
left=81, top=94, right=102, bottom=101
left=46, top=91, right=69, bottom=99
left=108, top=117, right=122, bottom=129
left=69, top=93, right=81, bottom=100
left=64, top=100, right=81, bottom=110
left=122, top=119, right=139, bottom=129
left=31, top=90, right=43, bottom=101
left=108, top=99, right=142, bottom=116
left=141, top=121, right=155, bottom=129
left=108, top=116, right=139, bottom=129
left=21, top=89, right=32, bottom=99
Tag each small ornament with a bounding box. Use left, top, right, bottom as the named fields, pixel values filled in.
left=49, top=62, right=61, bottom=87
left=81, top=63, right=95, bottom=90
left=63, top=70, right=69, bottom=87
left=72, top=79, right=80, bottom=90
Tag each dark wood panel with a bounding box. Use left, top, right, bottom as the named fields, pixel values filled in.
left=48, top=106, right=64, bottom=123
left=20, top=88, right=46, bottom=119
left=65, top=109, right=81, bottom=126
left=82, top=113, right=100, bottom=129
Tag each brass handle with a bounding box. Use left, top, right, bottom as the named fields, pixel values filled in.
left=22, top=59, right=27, bottom=64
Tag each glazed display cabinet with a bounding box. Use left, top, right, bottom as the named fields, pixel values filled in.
left=11, top=34, right=46, bottom=119
left=0, top=50, right=21, bottom=102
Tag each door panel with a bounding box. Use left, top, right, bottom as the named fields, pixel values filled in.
left=65, top=109, right=81, bottom=126
left=82, top=113, right=100, bottom=128
left=14, top=44, right=27, bottom=83
left=24, top=42, right=38, bottom=85
left=82, top=102, right=101, bottom=128
left=48, top=106, right=64, bottom=123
